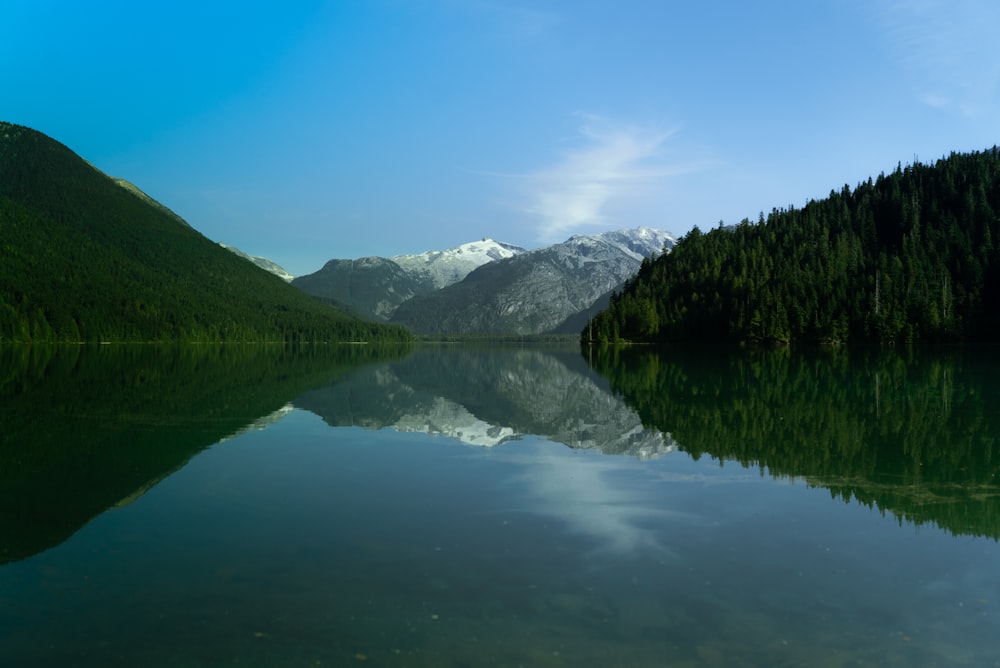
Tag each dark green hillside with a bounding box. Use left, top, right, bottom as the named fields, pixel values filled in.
left=0, top=122, right=411, bottom=342
left=586, top=148, right=1000, bottom=344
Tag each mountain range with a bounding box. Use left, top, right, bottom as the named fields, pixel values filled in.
left=294, top=227, right=675, bottom=335
left=290, top=238, right=525, bottom=321
left=1, top=120, right=673, bottom=340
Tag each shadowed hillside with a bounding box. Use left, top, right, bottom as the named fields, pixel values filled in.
left=0, top=122, right=411, bottom=342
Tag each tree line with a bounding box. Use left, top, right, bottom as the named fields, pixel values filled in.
left=585, top=148, right=1000, bottom=344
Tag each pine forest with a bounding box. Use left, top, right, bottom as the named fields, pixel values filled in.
left=585, top=148, right=1000, bottom=345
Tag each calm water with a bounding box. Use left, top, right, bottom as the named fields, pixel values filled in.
left=2, top=344, right=999, bottom=667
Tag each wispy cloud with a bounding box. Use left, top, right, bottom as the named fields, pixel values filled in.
left=523, top=115, right=680, bottom=243
left=873, top=0, right=1000, bottom=116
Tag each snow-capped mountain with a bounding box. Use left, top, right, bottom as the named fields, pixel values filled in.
left=390, top=227, right=675, bottom=335
left=582, top=226, right=675, bottom=260
left=292, top=226, right=674, bottom=331
left=292, top=237, right=526, bottom=320
left=220, top=243, right=295, bottom=282
left=392, top=238, right=526, bottom=290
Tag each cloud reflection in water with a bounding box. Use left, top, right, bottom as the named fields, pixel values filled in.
left=501, top=444, right=692, bottom=561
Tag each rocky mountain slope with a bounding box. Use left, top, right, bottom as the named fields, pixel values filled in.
left=220, top=243, right=294, bottom=281
left=294, top=227, right=673, bottom=334
left=390, top=227, right=675, bottom=335
left=292, top=238, right=525, bottom=321
left=391, top=238, right=526, bottom=289
left=292, top=256, right=434, bottom=321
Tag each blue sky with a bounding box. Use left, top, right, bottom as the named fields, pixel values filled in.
left=4, top=1, right=1000, bottom=276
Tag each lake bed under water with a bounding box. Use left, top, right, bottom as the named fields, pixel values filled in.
left=2, top=344, right=998, bottom=666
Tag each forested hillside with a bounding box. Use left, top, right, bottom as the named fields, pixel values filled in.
left=0, top=122, right=411, bottom=343
left=586, top=148, right=1000, bottom=344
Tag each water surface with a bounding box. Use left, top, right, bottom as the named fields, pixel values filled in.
left=1, top=344, right=998, bottom=666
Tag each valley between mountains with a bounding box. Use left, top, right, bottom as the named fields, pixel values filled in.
left=1, top=121, right=672, bottom=342
left=6, top=120, right=1000, bottom=344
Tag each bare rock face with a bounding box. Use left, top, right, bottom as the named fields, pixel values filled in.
left=292, top=239, right=526, bottom=321
left=390, top=227, right=676, bottom=335
left=220, top=244, right=295, bottom=282
left=293, top=256, right=432, bottom=320
left=391, top=238, right=526, bottom=290
left=292, top=227, right=675, bottom=333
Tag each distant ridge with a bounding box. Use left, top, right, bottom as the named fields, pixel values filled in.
left=294, top=227, right=673, bottom=333
left=390, top=227, right=675, bottom=335
left=220, top=243, right=295, bottom=282
left=391, top=238, right=526, bottom=289
left=292, top=237, right=526, bottom=321
left=0, top=121, right=410, bottom=343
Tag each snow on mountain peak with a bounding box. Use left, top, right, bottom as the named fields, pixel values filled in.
left=563, top=226, right=676, bottom=261
left=392, top=238, right=527, bottom=289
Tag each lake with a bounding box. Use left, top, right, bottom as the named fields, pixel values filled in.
left=2, top=343, right=999, bottom=667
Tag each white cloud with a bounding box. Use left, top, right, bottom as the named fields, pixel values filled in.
left=524, top=115, right=680, bottom=243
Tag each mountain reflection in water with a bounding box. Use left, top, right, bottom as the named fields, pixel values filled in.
left=5, top=343, right=1000, bottom=567
left=3, top=343, right=1000, bottom=666
left=0, top=343, right=409, bottom=564
left=294, top=346, right=674, bottom=457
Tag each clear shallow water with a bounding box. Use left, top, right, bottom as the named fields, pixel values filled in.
left=2, top=345, right=999, bottom=666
